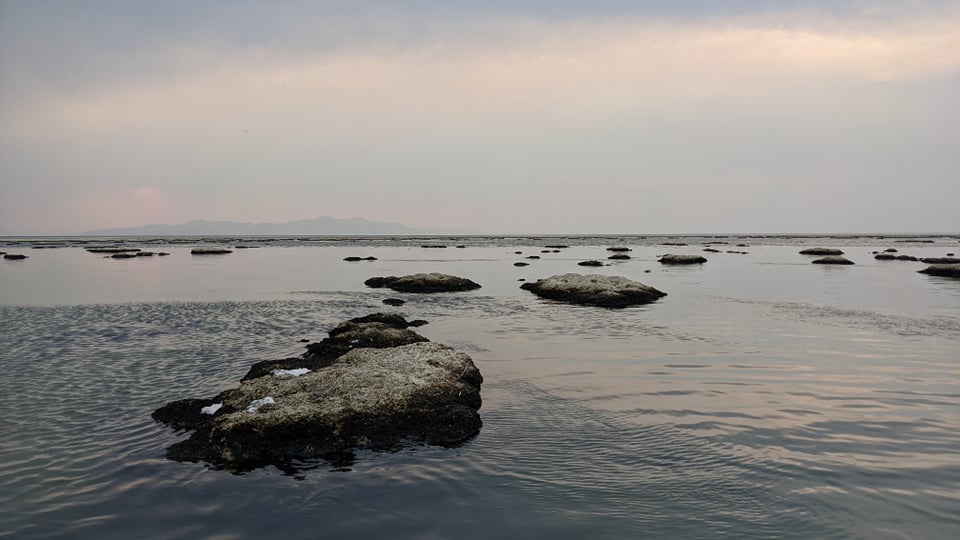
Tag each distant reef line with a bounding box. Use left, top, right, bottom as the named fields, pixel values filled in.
left=80, top=217, right=475, bottom=236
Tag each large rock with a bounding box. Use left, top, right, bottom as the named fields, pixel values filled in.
left=658, top=254, right=707, bottom=265
left=364, top=273, right=481, bottom=293
left=153, top=315, right=482, bottom=471
left=918, top=264, right=960, bottom=277
left=800, top=248, right=844, bottom=255
left=520, top=273, right=666, bottom=308
left=812, top=256, right=855, bottom=265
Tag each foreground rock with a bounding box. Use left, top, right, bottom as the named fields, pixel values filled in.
left=153, top=314, right=482, bottom=471
left=918, top=264, right=960, bottom=278
left=365, top=273, right=481, bottom=293
left=800, top=248, right=844, bottom=255
left=520, top=273, right=666, bottom=308
left=659, top=254, right=707, bottom=265
left=812, top=256, right=855, bottom=265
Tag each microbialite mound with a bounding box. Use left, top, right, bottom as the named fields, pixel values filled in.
left=153, top=314, right=482, bottom=472
left=520, top=273, right=667, bottom=308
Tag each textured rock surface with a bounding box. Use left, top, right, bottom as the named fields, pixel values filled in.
left=364, top=273, right=481, bottom=293
left=918, top=264, right=960, bottom=277
left=520, top=273, right=666, bottom=308
left=658, top=254, right=707, bottom=265
left=153, top=315, right=482, bottom=471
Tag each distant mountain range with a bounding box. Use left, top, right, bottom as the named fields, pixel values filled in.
left=82, top=217, right=427, bottom=236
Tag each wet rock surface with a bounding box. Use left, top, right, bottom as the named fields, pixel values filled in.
left=812, top=256, right=855, bottom=265
left=918, top=264, right=960, bottom=277
left=364, top=273, right=481, bottom=293
left=800, top=248, right=844, bottom=255
left=153, top=314, right=482, bottom=472
left=658, top=254, right=707, bottom=265
left=520, top=273, right=667, bottom=308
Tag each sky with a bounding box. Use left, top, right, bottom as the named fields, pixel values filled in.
left=1, top=1, right=958, bottom=235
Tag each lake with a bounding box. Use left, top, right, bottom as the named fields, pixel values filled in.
left=1, top=234, right=958, bottom=539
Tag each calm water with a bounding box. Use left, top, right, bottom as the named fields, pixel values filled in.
left=1, top=235, right=958, bottom=539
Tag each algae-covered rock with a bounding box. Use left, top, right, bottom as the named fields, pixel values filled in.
left=520, top=273, right=666, bottom=308
left=364, top=273, right=481, bottom=293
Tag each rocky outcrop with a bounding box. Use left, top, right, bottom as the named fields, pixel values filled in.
left=918, top=264, right=960, bottom=277
left=812, top=256, right=855, bottom=265
left=364, top=273, right=481, bottom=293
left=658, top=254, right=707, bottom=265
left=799, top=248, right=844, bottom=255
left=153, top=314, right=482, bottom=472
left=520, top=273, right=667, bottom=308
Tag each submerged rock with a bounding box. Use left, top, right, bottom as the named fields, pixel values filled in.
left=812, top=256, right=855, bottom=265
left=382, top=298, right=406, bottom=306
left=3, top=254, right=28, bottom=260
left=918, top=264, right=960, bottom=277
left=191, top=248, right=233, bottom=255
left=577, top=260, right=604, bottom=267
left=606, top=247, right=632, bottom=252
left=607, top=254, right=631, bottom=260
left=799, top=248, right=844, bottom=255
left=153, top=314, right=482, bottom=471
left=520, top=273, right=666, bottom=308
left=514, top=262, right=529, bottom=267
left=343, top=256, right=378, bottom=261
left=364, top=273, right=481, bottom=293
left=920, top=257, right=960, bottom=264
left=658, top=254, right=707, bottom=265
left=86, top=247, right=141, bottom=254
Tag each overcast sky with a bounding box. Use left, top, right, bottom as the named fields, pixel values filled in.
left=1, top=1, right=958, bottom=235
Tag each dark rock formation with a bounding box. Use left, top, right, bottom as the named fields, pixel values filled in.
left=544, top=245, right=569, bottom=249
left=799, top=248, right=844, bottom=255
left=920, top=257, right=960, bottom=264
left=606, top=247, right=632, bottom=252
left=514, top=262, right=529, bottom=267
left=191, top=248, right=233, bottom=255
left=521, top=273, right=666, bottom=308
left=884, top=248, right=898, bottom=253
left=812, top=256, right=855, bottom=265
left=918, top=264, right=960, bottom=278
left=608, top=254, right=631, bottom=260
left=364, top=273, right=481, bottom=293
left=421, top=245, right=447, bottom=248
left=111, top=253, right=139, bottom=259
left=577, top=260, right=604, bottom=267
left=153, top=314, right=482, bottom=471
left=382, top=298, right=406, bottom=306
left=703, top=248, right=721, bottom=253
left=343, top=256, right=377, bottom=261
left=659, top=254, right=707, bottom=265
left=3, top=254, right=28, bottom=260
left=661, top=242, right=688, bottom=246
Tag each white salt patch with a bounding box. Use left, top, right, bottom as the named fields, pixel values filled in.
left=200, top=403, right=223, bottom=415
left=271, top=368, right=310, bottom=378
left=245, top=397, right=276, bottom=413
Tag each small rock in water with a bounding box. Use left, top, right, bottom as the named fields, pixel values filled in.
left=514, top=262, right=529, bottom=267
left=382, top=298, right=406, bottom=306
left=606, top=247, right=632, bottom=252
left=799, top=248, right=844, bottom=255
left=521, top=273, right=667, bottom=308
left=4, top=254, right=28, bottom=260
left=191, top=248, right=233, bottom=255
left=918, top=264, right=960, bottom=278
left=578, top=260, right=604, bottom=267
left=608, top=254, right=631, bottom=260
left=659, top=254, right=707, bottom=265
left=365, top=273, right=481, bottom=293
left=812, top=256, right=855, bottom=265
left=919, top=257, right=960, bottom=264
left=526, top=255, right=541, bottom=260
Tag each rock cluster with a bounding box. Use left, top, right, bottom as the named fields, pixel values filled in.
left=153, top=314, right=482, bottom=471
left=520, top=273, right=667, bottom=308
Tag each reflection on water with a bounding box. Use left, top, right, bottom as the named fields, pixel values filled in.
left=1, top=237, right=958, bottom=538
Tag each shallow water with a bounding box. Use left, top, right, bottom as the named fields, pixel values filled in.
left=1, top=235, right=958, bottom=538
